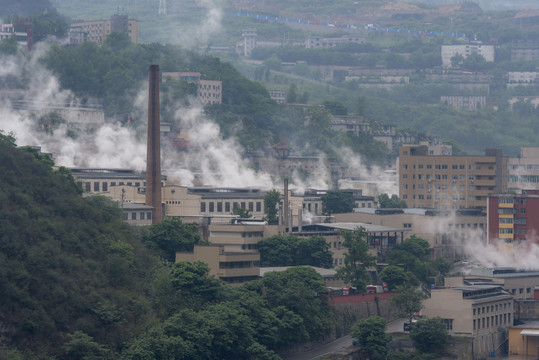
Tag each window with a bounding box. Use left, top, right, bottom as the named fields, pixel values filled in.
left=427, top=164, right=432, bottom=169
left=402, top=194, right=407, bottom=199
left=249, top=202, right=254, bottom=211
left=140, top=212, right=145, bottom=220
left=201, top=202, right=206, bottom=212
left=402, top=174, right=408, bottom=179
left=94, top=182, right=100, bottom=192
left=209, top=202, right=214, bottom=212
left=403, top=164, right=408, bottom=169
left=256, top=202, right=261, bottom=212
left=217, top=202, right=223, bottom=212
left=521, top=208, right=526, bottom=214
left=241, top=202, right=246, bottom=209
left=147, top=212, right=152, bottom=220
left=102, top=182, right=108, bottom=191
left=131, top=212, right=136, bottom=220
left=442, top=319, right=453, bottom=330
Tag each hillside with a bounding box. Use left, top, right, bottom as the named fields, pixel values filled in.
left=0, top=132, right=338, bottom=359
left=0, top=133, right=160, bottom=357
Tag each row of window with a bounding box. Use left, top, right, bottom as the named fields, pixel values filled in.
left=499, top=217, right=527, bottom=225
left=403, top=164, right=494, bottom=170
left=200, top=201, right=262, bottom=213
left=473, top=313, right=511, bottom=331
left=474, top=303, right=511, bottom=316
left=82, top=181, right=146, bottom=192
left=508, top=165, right=539, bottom=170
left=219, top=261, right=259, bottom=269
left=508, top=175, right=539, bottom=183
left=123, top=211, right=152, bottom=221
left=403, top=194, right=480, bottom=201
left=498, top=208, right=526, bottom=214
left=403, top=174, right=493, bottom=181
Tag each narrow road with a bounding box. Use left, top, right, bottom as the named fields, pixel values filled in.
left=285, top=318, right=407, bottom=360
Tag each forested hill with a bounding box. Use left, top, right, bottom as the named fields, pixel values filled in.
left=0, top=133, right=158, bottom=357
left=0, top=132, right=337, bottom=359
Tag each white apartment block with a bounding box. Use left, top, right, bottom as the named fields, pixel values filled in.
left=441, top=43, right=495, bottom=68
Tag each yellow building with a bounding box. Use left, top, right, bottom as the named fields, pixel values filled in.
left=509, top=322, right=539, bottom=357
left=176, top=245, right=260, bottom=286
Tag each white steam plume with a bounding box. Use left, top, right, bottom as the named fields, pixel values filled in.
left=164, top=105, right=274, bottom=189
left=337, top=147, right=397, bottom=195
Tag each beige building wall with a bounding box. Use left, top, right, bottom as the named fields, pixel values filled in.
left=334, top=211, right=485, bottom=259
left=422, top=286, right=513, bottom=358
left=69, top=19, right=138, bottom=44
left=398, top=145, right=507, bottom=212
left=508, top=147, right=539, bottom=193
left=176, top=245, right=260, bottom=286
left=509, top=326, right=539, bottom=356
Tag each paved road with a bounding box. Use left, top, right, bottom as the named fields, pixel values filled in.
left=285, top=318, right=408, bottom=360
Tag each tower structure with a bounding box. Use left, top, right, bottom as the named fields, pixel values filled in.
left=158, top=0, right=167, bottom=15
left=146, top=64, right=163, bottom=224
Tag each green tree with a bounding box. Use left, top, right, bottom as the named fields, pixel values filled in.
left=388, top=235, right=433, bottom=281
left=391, top=285, right=427, bottom=324
left=143, top=217, right=203, bottom=262
left=410, top=317, right=448, bottom=353
left=378, top=193, right=407, bottom=208
left=337, top=227, right=377, bottom=291
left=321, top=190, right=355, bottom=215
left=264, top=189, right=280, bottom=225
left=353, top=316, right=392, bottom=360
left=32, top=11, right=69, bottom=42
left=262, top=266, right=336, bottom=339
left=379, top=265, right=408, bottom=290
left=231, top=204, right=252, bottom=218
left=63, top=331, right=110, bottom=360
left=286, top=83, right=298, bottom=104
left=322, top=100, right=348, bottom=115
left=0, top=36, right=18, bottom=55
left=258, top=235, right=333, bottom=268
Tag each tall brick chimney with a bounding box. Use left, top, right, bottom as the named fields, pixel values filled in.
left=146, top=64, right=162, bottom=224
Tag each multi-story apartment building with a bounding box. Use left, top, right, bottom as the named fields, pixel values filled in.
left=162, top=72, right=222, bottom=105
left=1, top=19, right=33, bottom=50
left=398, top=145, right=507, bottom=212
left=508, top=148, right=539, bottom=193
left=507, top=72, right=539, bottom=87
left=440, top=95, right=487, bottom=111
left=69, top=14, right=139, bottom=45
left=305, top=35, right=364, bottom=49
left=441, top=43, right=495, bottom=68
left=488, top=190, right=539, bottom=245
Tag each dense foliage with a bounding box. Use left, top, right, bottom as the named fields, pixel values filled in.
left=337, top=227, right=377, bottom=291
left=0, top=136, right=157, bottom=357
left=353, top=316, right=392, bottom=360
left=0, top=136, right=338, bottom=358
left=410, top=317, right=448, bottom=353
left=258, top=234, right=334, bottom=268
left=321, top=190, right=355, bottom=215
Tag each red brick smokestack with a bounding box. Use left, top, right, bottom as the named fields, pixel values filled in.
left=146, top=64, right=162, bottom=224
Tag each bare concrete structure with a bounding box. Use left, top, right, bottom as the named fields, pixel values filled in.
left=146, top=65, right=162, bottom=224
